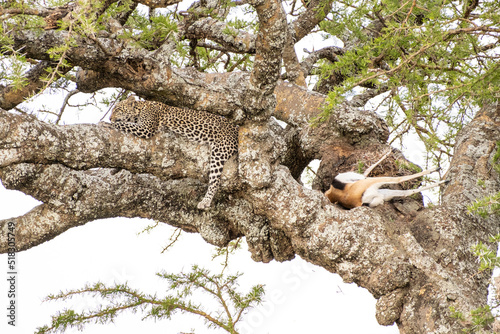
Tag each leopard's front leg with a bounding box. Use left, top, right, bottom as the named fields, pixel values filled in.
left=197, top=177, right=221, bottom=209
left=101, top=121, right=156, bottom=139
left=197, top=146, right=234, bottom=210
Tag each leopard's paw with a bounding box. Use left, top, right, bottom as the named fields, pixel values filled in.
left=197, top=198, right=212, bottom=210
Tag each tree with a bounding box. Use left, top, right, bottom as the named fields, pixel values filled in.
left=36, top=240, right=266, bottom=334
left=1, top=0, right=499, bottom=333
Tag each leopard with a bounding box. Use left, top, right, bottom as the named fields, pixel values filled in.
left=106, top=96, right=239, bottom=210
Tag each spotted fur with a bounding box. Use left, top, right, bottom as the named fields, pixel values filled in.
left=109, top=96, right=239, bottom=209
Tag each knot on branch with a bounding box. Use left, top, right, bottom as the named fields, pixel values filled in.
left=0, top=163, right=39, bottom=191
left=75, top=69, right=109, bottom=93
left=375, top=288, right=406, bottom=326
left=75, top=57, right=154, bottom=94
left=240, top=214, right=294, bottom=263
left=368, top=254, right=412, bottom=298
left=240, top=86, right=277, bottom=120
left=195, top=200, right=295, bottom=263
left=329, top=103, right=389, bottom=145
left=196, top=214, right=234, bottom=247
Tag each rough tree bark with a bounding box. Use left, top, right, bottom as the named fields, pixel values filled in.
left=1, top=1, right=499, bottom=333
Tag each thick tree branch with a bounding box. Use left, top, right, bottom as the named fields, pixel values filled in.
left=281, top=0, right=335, bottom=86
left=282, top=27, right=307, bottom=86
left=134, top=0, right=183, bottom=8
left=0, top=151, right=294, bottom=263
left=0, top=6, right=60, bottom=18
left=246, top=0, right=287, bottom=115
left=289, top=0, right=334, bottom=42
left=300, top=46, right=344, bottom=77
left=0, top=109, right=214, bottom=182
left=0, top=163, right=226, bottom=250
left=444, top=101, right=500, bottom=208
left=3, top=13, right=279, bottom=116
left=184, top=17, right=256, bottom=54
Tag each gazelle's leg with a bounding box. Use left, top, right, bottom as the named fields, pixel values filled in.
left=356, top=167, right=441, bottom=206
left=363, top=148, right=392, bottom=177
left=353, top=167, right=440, bottom=194
left=395, top=167, right=440, bottom=183
left=377, top=180, right=449, bottom=201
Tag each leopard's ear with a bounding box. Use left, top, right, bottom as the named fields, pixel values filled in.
left=125, top=96, right=136, bottom=102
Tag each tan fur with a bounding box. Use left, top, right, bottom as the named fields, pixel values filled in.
left=326, top=177, right=403, bottom=208
left=325, top=164, right=440, bottom=209
left=107, top=97, right=239, bottom=210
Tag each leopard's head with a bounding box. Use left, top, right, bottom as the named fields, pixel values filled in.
left=110, top=96, right=141, bottom=123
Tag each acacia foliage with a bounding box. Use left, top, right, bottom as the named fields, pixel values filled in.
left=318, top=0, right=500, bottom=166
left=37, top=266, right=263, bottom=334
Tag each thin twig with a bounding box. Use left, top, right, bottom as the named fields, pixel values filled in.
left=161, top=228, right=183, bottom=253
left=56, top=89, right=79, bottom=125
